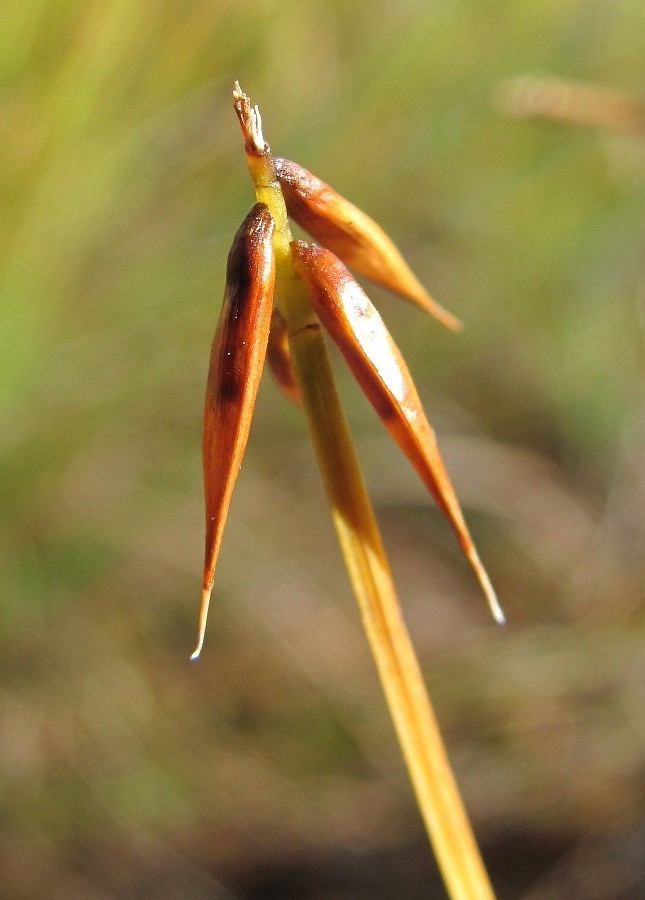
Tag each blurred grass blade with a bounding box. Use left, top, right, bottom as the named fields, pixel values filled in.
left=267, top=309, right=302, bottom=405
left=495, top=75, right=645, bottom=134
left=291, top=240, right=504, bottom=625
left=274, top=156, right=461, bottom=330
left=193, top=203, right=275, bottom=660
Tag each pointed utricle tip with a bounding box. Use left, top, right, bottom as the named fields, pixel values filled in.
left=421, top=296, right=462, bottom=332
left=441, top=309, right=463, bottom=332
left=190, top=585, right=213, bottom=661
left=412, top=287, right=462, bottom=331
left=489, top=592, right=507, bottom=626
left=467, top=547, right=506, bottom=626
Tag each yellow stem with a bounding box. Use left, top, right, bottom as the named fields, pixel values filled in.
left=288, top=317, right=495, bottom=900
left=236, top=86, right=495, bottom=899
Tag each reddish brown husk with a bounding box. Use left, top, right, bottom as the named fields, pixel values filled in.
left=194, top=203, right=275, bottom=658
left=291, top=240, right=503, bottom=622
left=275, top=157, right=461, bottom=331
left=267, top=309, right=302, bottom=406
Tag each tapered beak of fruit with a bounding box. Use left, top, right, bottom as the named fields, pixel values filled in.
left=291, top=240, right=504, bottom=625
left=274, top=157, right=462, bottom=330
left=193, top=202, right=275, bottom=660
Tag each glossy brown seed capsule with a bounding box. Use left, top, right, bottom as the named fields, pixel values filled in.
left=267, top=309, right=302, bottom=406
left=193, top=202, right=276, bottom=659
left=291, top=240, right=504, bottom=624
left=275, top=157, right=461, bottom=331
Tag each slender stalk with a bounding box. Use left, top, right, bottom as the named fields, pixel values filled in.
left=291, top=317, right=495, bottom=900
left=234, top=85, right=495, bottom=899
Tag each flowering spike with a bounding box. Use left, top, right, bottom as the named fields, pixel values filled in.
left=192, top=202, right=275, bottom=660
left=191, top=84, right=501, bottom=898
left=267, top=309, right=302, bottom=406
left=233, top=82, right=268, bottom=154
left=274, top=157, right=461, bottom=330
left=291, top=240, right=504, bottom=624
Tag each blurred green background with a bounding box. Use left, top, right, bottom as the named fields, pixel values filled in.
left=2, top=1, right=644, bottom=897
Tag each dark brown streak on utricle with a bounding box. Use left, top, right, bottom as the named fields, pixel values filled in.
left=212, top=203, right=273, bottom=406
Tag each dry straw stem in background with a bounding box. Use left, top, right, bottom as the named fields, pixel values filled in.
left=495, top=75, right=645, bottom=135
left=194, top=83, right=506, bottom=899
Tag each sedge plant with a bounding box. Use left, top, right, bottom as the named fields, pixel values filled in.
left=192, top=84, right=504, bottom=900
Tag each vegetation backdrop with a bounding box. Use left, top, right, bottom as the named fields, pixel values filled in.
left=2, top=1, right=644, bottom=896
